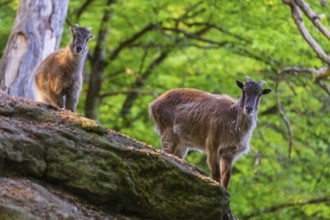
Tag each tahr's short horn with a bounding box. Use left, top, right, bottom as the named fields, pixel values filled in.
left=245, top=76, right=253, bottom=82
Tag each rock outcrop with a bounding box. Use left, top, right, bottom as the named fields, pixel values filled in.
left=0, top=94, right=231, bottom=219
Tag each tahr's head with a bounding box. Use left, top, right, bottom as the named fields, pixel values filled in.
left=236, top=77, right=272, bottom=116
left=69, top=24, right=94, bottom=56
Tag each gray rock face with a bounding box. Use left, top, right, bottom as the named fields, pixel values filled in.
left=0, top=94, right=231, bottom=219
left=0, top=178, right=110, bottom=220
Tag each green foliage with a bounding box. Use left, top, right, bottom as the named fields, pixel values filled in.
left=0, top=1, right=16, bottom=55
left=1, top=0, right=330, bottom=219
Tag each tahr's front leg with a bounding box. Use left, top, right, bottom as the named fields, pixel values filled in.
left=207, top=152, right=220, bottom=183
left=220, top=156, right=234, bottom=189
left=65, top=84, right=81, bottom=112
left=65, top=93, right=78, bottom=112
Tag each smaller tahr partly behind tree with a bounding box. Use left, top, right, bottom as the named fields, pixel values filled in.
left=34, top=24, right=93, bottom=112
left=149, top=77, right=271, bottom=189
left=0, top=0, right=69, bottom=99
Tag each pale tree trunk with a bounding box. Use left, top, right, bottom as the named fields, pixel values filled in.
left=0, top=0, right=69, bottom=99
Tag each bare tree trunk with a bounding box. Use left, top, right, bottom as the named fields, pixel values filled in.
left=0, top=0, right=69, bottom=99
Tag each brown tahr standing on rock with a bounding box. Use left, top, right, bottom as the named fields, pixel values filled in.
left=149, top=77, right=271, bottom=189
left=34, top=24, right=93, bottom=112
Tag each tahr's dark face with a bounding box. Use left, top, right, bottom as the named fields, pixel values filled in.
left=236, top=80, right=271, bottom=116
left=70, top=26, right=93, bottom=55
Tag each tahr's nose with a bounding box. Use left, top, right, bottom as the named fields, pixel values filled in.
left=75, top=46, right=82, bottom=52
left=245, top=106, right=253, bottom=114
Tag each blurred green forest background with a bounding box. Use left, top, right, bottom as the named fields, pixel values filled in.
left=1, top=0, right=329, bottom=219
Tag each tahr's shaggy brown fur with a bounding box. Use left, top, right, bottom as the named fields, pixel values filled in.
left=149, top=78, right=271, bottom=189
left=35, top=24, right=93, bottom=111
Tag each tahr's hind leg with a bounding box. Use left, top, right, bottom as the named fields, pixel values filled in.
left=161, top=127, right=187, bottom=159
left=49, top=92, right=64, bottom=109
left=35, top=86, right=49, bottom=104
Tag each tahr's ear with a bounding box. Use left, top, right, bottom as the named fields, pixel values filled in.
left=262, top=89, right=272, bottom=95
left=236, top=80, right=244, bottom=89
left=88, top=35, right=94, bottom=40
left=69, top=26, right=74, bottom=33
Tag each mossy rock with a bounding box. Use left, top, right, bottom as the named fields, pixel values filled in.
left=0, top=94, right=231, bottom=219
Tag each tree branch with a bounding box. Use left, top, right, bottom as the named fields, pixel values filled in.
left=109, top=23, right=158, bottom=61
left=230, top=47, right=279, bottom=71
left=74, top=0, right=93, bottom=19
left=138, top=48, right=149, bottom=75
left=243, top=196, right=330, bottom=219
left=283, top=0, right=330, bottom=64
left=174, top=21, right=250, bottom=43
left=159, top=25, right=273, bottom=70
left=275, top=73, right=294, bottom=158
left=295, top=0, right=330, bottom=40
left=103, top=68, right=126, bottom=79
left=172, top=1, right=204, bottom=24
left=100, top=89, right=158, bottom=99
left=161, top=27, right=229, bottom=46
left=281, top=66, right=329, bottom=78
left=316, top=80, right=330, bottom=96
left=117, top=50, right=171, bottom=124
left=276, top=65, right=330, bottom=156
left=281, top=66, right=330, bottom=96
